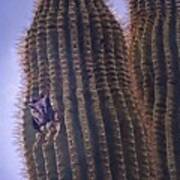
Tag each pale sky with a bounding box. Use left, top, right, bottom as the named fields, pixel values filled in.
left=0, top=1, right=128, bottom=180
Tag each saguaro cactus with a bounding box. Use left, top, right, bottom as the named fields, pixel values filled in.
left=18, top=0, right=180, bottom=179
left=128, top=0, right=180, bottom=179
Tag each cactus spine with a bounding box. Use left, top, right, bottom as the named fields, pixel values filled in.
left=18, top=0, right=180, bottom=179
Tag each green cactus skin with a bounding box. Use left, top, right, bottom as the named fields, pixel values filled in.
left=18, top=0, right=180, bottom=179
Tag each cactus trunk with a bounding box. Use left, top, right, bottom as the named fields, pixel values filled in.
left=18, top=0, right=180, bottom=179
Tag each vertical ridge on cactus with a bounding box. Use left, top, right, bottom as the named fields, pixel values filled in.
left=151, top=1, right=168, bottom=178
left=163, top=0, right=179, bottom=178
left=59, top=1, right=84, bottom=179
